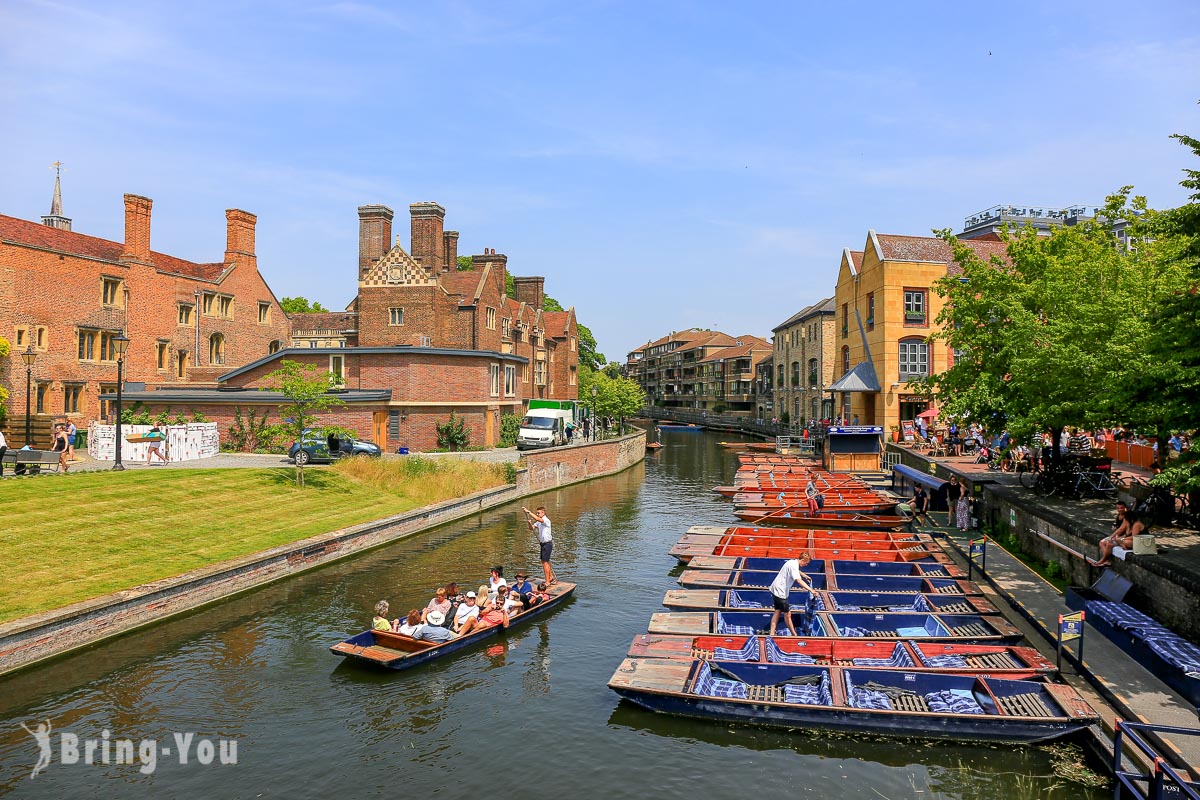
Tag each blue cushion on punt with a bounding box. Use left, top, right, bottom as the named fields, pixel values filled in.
left=781, top=673, right=833, bottom=706
left=1148, top=636, right=1200, bottom=675
left=897, top=626, right=930, bottom=638
left=853, top=643, right=914, bottom=668
left=716, top=613, right=758, bottom=636
left=919, top=653, right=970, bottom=669
left=692, top=661, right=749, bottom=700
left=728, top=590, right=766, bottom=609
left=845, top=674, right=892, bottom=710
left=911, top=595, right=931, bottom=613
left=765, top=637, right=817, bottom=665
left=812, top=597, right=826, bottom=611
left=839, top=626, right=871, bottom=638
left=925, top=689, right=984, bottom=715
left=713, top=636, right=760, bottom=662
left=1087, top=601, right=1172, bottom=637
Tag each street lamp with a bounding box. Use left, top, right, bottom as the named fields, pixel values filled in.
left=112, top=330, right=130, bottom=471
left=590, top=385, right=598, bottom=441
left=20, top=345, right=37, bottom=447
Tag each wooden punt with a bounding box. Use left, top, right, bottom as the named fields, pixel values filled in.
left=661, top=588, right=998, bottom=616
left=685, top=555, right=964, bottom=576
left=625, top=634, right=1057, bottom=679
left=648, top=610, right=1024, bottom=644
left=607, top=659, right=1098, bottom=743
left=330, top=582, right=575, bottom=670
left=733, top=510, right=910, bottom=529
left=677, top=568, right=981, bottom=595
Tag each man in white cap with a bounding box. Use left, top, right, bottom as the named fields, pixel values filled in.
left=454, top=591, right=480, bottom=632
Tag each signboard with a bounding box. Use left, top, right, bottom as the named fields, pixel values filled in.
left=827, top=426, right=883, bottom=435
left=901, top=420, right=916, bottom=442
left=1010, top=509, right=1017, bottom=529
left=1057, top=611, right=1086, bottom=669
left=969, top=539, right=986, bottom=559
left=1059, top=612, right=1084, bottom=642
left=968, top=537, right=987, bottom=580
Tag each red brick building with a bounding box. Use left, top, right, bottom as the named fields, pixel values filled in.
left=108, top=199, right=581, bottom=452
left=1, top=181, right=290, bottom=427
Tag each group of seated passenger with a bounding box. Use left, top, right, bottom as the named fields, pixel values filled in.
left=370, top=566, right=554, bottom=642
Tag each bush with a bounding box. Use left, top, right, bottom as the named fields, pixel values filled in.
left=499, top=413, right=521, bottom=447
left=436, top=412, right=471, bottom=451
left=502, top=462, right=519, bottom=483
left=227, top=407, right=280, bottom=452
left=780, top=412, right=790, bottom=425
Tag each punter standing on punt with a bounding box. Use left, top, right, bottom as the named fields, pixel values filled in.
left=522, top=505, right=558, bottom=586
left=769, top=552, right=813, bottom=636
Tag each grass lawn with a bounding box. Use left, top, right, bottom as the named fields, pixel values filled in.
left=0, top=458, right=508, bottom=623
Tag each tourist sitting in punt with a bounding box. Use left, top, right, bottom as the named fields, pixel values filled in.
left=525, top=583, right=551, bottom=607
left=499, top=584, right=524, bottom=614
left=398, top=610, right=424, bottom=636
left=416, top=611, right=456, bottom=643
left=510, top=571, right=534, bottom=601
left=453, top=590, right=480, bottom=632
left=421, top=587, right=453, bottom=624
left=456, top=593, right=510, bottom=636
left=373, top=600, right=397, bottom=632
left=488, top=566, right=507, bottom=598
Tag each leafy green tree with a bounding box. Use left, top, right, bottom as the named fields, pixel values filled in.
left=280, top=297, right=329, bottom=314
left=264, top=359, right=345, bottom=487
left=603, top=361, right=621, bottom=379
left=924, top=190, right=1185, bottom=461
left=580, top=366, right=645, bottom=430
left=458, top=255, right=473, bottom=271
left=498, top=413, right=521, bottom=447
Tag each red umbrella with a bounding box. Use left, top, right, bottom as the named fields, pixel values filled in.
left=916, top=408, right=939, bottom=420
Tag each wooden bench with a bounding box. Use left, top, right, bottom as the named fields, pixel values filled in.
left=1, top=449, right=63, bottom=475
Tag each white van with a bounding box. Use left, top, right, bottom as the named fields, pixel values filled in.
left=516, top=409, right=572, bottom=450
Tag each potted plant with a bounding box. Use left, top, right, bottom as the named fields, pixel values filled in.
left=890, top=425, right=901, bottom=443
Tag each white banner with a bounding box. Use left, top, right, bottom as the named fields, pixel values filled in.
left=87, top=423, right=220, bottom=463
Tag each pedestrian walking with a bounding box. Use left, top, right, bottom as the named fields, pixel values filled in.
left=945, top=476, right=962, bottom=527
left=66, top=420, right=78, bottom=461
left=145, top=425, right=169, bottom=465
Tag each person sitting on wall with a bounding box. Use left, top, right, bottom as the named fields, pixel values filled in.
left=1095, top=501, right=1147, bottom=567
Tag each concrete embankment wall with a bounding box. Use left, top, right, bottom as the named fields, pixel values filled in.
left=0, top=433, right=646, bottom=677
left=887, top=444, right=1200, bottom=642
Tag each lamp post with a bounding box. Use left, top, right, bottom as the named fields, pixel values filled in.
left=590, top=384, right=598, bottom=441
left=112, top=331, right=130, bottom=471
left=20, top=345, right=37, bottom=447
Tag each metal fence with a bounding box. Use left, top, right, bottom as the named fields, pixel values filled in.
left=639, top=407, right=826, bottom=446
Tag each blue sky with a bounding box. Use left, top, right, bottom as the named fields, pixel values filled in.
left=3, top=1, right=1198, bottom=362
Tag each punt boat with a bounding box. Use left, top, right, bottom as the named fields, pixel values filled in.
left=661, top=588, right=998, bottom=616
left=685, top=555, right=965, bottom=576
left=330, top=582, right=576, bottom=670
left=607, top=659, right=1098, bottom=743
left=677, top=568, right=980, bottom=595
left=733, top=510, right=911, bottom=529
left=648, top=610, right=1024, bottom=644
left=625, top=634, right=1056, bottom=679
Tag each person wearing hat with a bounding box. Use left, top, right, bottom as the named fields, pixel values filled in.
left=453, top=590, right=480, bottom=632
left=510, top=571, right=534, bottom=602
left=416, top=609, right=455, bottom=642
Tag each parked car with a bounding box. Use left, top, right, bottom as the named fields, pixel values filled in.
left=288, top=429, right=382, bottom=465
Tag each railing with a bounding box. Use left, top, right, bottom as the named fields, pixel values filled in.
left=640, top=406, right=826, bottom=445
left=1113, top=720, right=1200, bottom=799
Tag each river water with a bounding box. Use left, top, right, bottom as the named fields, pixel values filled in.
left=0, top=430, right=1104, bottom=798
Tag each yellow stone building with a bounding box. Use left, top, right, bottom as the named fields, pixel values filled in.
left=832, top=231, right=1007, bottom=432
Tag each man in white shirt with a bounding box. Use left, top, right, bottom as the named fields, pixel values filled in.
left=454, top=592, right=480, bottom=632
left=523, top=505, right=558, bottom=586
left=769, top=552, right=814, bottom=636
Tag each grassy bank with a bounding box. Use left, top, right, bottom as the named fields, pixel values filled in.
left=0, top=458, right=510, bottom=623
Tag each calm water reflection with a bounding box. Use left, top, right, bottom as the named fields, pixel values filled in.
left=0, top=431, right=1102, bottom=798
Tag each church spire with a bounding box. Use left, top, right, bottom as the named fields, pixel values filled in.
left=42, top=162, right=72, bottom=231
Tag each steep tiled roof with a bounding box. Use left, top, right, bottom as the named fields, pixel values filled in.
left=0, top=213, right=228, bottom=280
left=698, top=336, right=771, bottom=363
left=874, top=233, right=1007, bottom=264
left=290, top=311, right=358, bottom=332
left=643, top=328, right=720, bottom=349
left=439, top=270, right=484, bottom=303
left=542, top=310, right=573, bottom=338
left=849, top=250, right=864, bottom=270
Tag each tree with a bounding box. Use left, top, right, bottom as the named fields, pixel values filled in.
left=580, top=366, right=645, bottom=428
left=577, top=324, right=605, bottom=371
left=924, top=190, right=1184, bottom=461
left=280, top=297, right=329, bottom=315
left=264, top=359, right=344, bottom=487
left=457, top=255, right=473, bottom=271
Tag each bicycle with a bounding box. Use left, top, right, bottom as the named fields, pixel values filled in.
left=1073, top=467, right=1118, bottom=499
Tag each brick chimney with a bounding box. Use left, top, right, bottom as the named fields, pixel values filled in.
left=358, top=204, right=394, bottom=278
left=513, top=275, right=545, bottom=309
left=225, top=208, right=257, bottom=267
left=473, top=249, right=508, bottom=298
left=410, top=202, right=445, bottom=270
left=120, top=194, right=153, bottom=265
left=443, top=230, right=459, bottom=272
